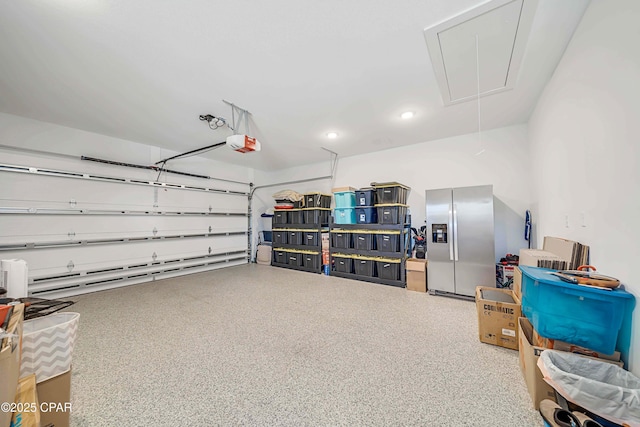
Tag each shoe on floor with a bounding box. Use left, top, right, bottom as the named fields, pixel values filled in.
left=572, top=411, right=604, bottom=427
left=540, top=399, right=581, bottom=427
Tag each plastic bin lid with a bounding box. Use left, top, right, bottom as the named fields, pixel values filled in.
left=272, top=248, right=320, bottom=255
left=519, top=266, right=633, bottom=299
left=304, top=192, right=332, bottom=196
left=330, top=229, right=402, bottom=235
left=371, top=182, right=411, bottom=190
left=374, top=203, right=409, bottom=207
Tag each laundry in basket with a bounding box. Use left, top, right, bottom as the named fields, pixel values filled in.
left=21, top=312, right=80, bottom=383
left=537, top=350, right=640, bottom=427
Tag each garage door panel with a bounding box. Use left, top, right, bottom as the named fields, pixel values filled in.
left=157, top=188, right=247, bottom=213
left=1, top=234, right=246, bottom=276
left=0, top=215, right=247, bottom=244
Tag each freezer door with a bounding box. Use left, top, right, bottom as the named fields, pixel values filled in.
left=425, top=188, right=455, bottom=293
left=452, top=185, right=495, bottom=297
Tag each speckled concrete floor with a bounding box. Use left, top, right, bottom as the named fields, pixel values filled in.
left=67, top=264, right=543, bottom=426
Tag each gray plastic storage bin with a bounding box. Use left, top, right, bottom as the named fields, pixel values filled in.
left=376, top=261, right=400, bottom=280
left=273, top=210, right=288, bottom=224
left=288, top=252, right=303, bottom=266
left=288, top=231, right=303, bottom=245
left=272, top=231, right=288, bottom=245
left=332, top=232, right=351, bottom=249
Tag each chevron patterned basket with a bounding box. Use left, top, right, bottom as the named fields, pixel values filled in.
left=20, top=312, right=80, bottom=383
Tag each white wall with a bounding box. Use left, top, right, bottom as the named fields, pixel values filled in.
left=528, top=0, right=640, bottom=374
left=0, top=112, right=253, bottom=185
left=253, top=124, right=533, bottom=260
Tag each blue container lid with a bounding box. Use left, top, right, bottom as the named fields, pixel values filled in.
left=519, top=266, right=634, bottom=300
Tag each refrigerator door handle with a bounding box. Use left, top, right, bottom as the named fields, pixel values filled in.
left=453, top=204, right=459, bottom=261
left=448, top=206, right=454, bottom=261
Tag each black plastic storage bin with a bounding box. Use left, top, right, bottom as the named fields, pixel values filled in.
left=289, top=209, right=304, bottom=224
left=355, top=189, right=376, bottom=206
left=273, top=210, right=289, bottom=224
left=333, top=256, right=353, bottom=273
left=376, top=204, right=408, bottom=224
left=356, top=207, right=377, bottom=224
left=331, top=232, right=352, bottom=249
left=303, top=231, right=319, bottom=246
left=288, top=252, right=303, bottom=266
left=272, top=230, right=288, bottom=245
left=303, top=208, right=330, bottom=225
left=304, top=193, right=332, bottom=209
left=273, top=250, right=287, bottom=264
left=376, top=233, right=400, bottom=253
left=288, top=231, right=303, bottom=245
left=376, top=260, right=400, bottom=280
left=275, top=199, right=303, bottom=208
left=353, top=232, right=375, bottom=251
left=302, top=253, right=321, bottom=271
left=354, top=259, right=375, bottom=277
left=374, top=183, right=410, bottom=204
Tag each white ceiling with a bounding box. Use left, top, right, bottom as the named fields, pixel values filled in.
left=0, top=0, right=589, bottom=171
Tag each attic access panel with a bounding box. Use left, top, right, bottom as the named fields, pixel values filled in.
left=424, top=0, right=539, bottom=105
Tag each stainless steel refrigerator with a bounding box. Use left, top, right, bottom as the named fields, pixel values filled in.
left=426, top=185, right=495, bottom=297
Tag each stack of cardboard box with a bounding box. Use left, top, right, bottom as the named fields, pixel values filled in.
left=519, top=236, right=589, bottom=270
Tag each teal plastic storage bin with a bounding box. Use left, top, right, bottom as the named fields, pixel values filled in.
left=334, top=207, right=356, bottom=224
left=519, top=266, right=635, bottom=355
left=334, top=191, right=356, bottom=208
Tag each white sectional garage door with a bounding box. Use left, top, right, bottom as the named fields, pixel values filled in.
left=0, top=158, right=249, bottom=298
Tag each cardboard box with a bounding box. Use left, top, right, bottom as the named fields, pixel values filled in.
left=518, top=249, right=563, bottom=268
left=496, top=264, right=515, bottom=289
left=518, top=317, right=623, bottom=410
left=322, top=250, right=330, bottom=265
left=543, top=236, right=589, bottom=270
left=513, top=267, right=522, bottom=301
left=543, top=237, right=575, bottom=264
left=518, top=317, right=557, bottom=409
left=532, top=329, right=621, bottom=362
left=476, top=287, right=521, bottom=350
left=37, top=369, right=72, bottom=427
left=406, top=258, right=427, bottom=293
left=0, top=304, right=24, bottom=427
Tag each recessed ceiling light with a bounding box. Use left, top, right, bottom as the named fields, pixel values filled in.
left=401, top=111, right=415, bottom=119
left=326, top=132, right=338, bottom=139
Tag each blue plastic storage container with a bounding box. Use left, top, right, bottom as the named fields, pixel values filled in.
left=334, top=191, right=356, bottom=208
left=355, top=189, right=376, bottom=206
left=334, top=207, right=356, bottom=224
left=519, top=266, right=635, bottom=355
left=356, top=206, right=377, bottom=224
